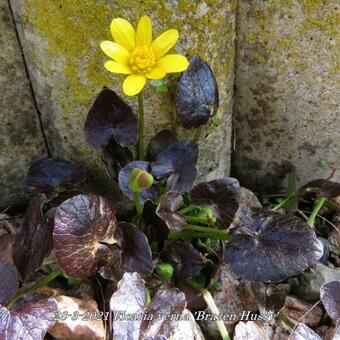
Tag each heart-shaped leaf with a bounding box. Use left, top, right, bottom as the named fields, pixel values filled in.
left=118, top=161, right=156, bottom=203
left=110, top=272, right=147, bottom=340
left=189, top=178, right=240, bottom=228
left=176, top=55, right=219, bottom=129
left=53, top=194, right=119, bottom=279
left=142, top=201, right=169, bottom=245
left=26, top=158, right=86, bottom=199
left=84, top=87, right=137, bottom=148
left=320, top=281, right=340, bottom=321
left=12, top=193, right=53, bottom=281
left=290, top=323, right=322, bottom=340
left=54, top=195, right=152, bottom=280
left=115, top=223, right=153, bottom=277
left=139, top=288, right=186, bottom=339
left=102, top=137, right=133, bottom=180
left=224, top=208, right=323, bottom=282
left=0, top=261, right=18, bottom=305
left=164, top=241, right=204, bottom=281
left=156, top=191, right=187, bottom=230
left=300, top=179, right=340, bottom=198
left=146, top=129, right=178, bottom=162
left=110, top=272, right=187, bottom=340
left=151, top=141, right=198, bottom=192
left=0, top=293, right=57, bottom=340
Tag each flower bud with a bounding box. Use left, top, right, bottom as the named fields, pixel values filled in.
left=155, top=262, right=174, bottom=281
left=129, top=167, right=153, bottom=192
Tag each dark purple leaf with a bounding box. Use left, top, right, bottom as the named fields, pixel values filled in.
left=290, top=323, right=322, bottom=340
left=320, top=281, right=340, bottom=321
left=318, top=237, right=329, bottom=264
left=300, top=179, right=340, bottom=198
left=224, top=208, right=323, bottom=282
left=139, top=289, right=186, bottom=339
left=118, top=161, right=156, bottom=203
left=26, top=158, right=87, bottom=199
left=142, top=201, right=169, bottom=244
left=146, top=129, right=178, bottom=162
left=164, top=241, right=204, bottom=281
left=151, top=141, right=198, bottom=192
left=0, top=293, right=57, bottom=340
left=156, top=191, right=187, bottom=230
left=0, top=261, right=18, bottom=305
left=84, top=87, right=137, bottom=148
left=110, top=272, right=147, bottom=340
left=189, top=178, right=240, bottom=228
left=102, top=137, right=133, bottom=180
left=251, top=282, right=286, bottom=314
left=12, top=193, right=53, bottom=281
left=115, top=223, right=153, bottom=277
left=176, top=55, right=219, bottom=129
left=53, top=194, right=119, bottom=279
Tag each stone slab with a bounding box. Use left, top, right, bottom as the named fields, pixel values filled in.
left=232, top=0, right=340, bottom=193
left=10, top=0, right=236, bottom=197
left=0, top=0, right=47, bottom=209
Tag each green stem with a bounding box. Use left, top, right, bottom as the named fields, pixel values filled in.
left=178, top=206, right=196, bottom=215
left=185, top=215, right=209, bottom=224
left=7, top=269, right=62, bottom=309
left=277, top=312, right=295, bottom=329
left=307, top=196, right=326, bottom=227
left=186, top=224, right=224, bottom=235
left=271, top=194, right=296, bottom=212
left=133, top=192, right=143, bottom=217
left=186, top=280, right=230, bottom=340
left=168, top=227, right=230, bottom=241
left=193, top=127, right=202, bottom=143
left=137, top=92, right=145, bottom=160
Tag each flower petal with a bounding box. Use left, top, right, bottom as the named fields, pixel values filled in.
left=146, top=67, right=166, bottom=79
left=100, top=41, right=129, bottom=63
left=110, top=18, right=136, bottom=51
left=152, top=29, right=178, bottom=59
left=136, top=15, right=152, bottom=47
left=123, top=74, right=146, bottom=96
left=104, top=61, right=132, bottom=74
left=157, top=54, right=189, bottom=73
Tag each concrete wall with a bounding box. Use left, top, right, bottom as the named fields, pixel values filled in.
left=232, top=0, right=340, bottom=193
left=0, top=0, right=47, bottom=209
left=9, top=0, right=236, bottom=200
left=1, top=0, right=340, bottom=207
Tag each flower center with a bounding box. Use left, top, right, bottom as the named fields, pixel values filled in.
left=128, top=46, right=155, bottom=74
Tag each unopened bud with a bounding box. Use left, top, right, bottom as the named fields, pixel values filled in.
left=129, top=168, right=154, bottom=192
left=155, top=262, right=174, bottom=281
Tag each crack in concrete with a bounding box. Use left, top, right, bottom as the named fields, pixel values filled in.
left=7, top=0, right=51, bottom=158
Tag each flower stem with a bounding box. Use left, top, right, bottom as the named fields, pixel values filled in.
left=178, top=205, right=196, bottom=215
left=307, top=196, right=326, bottom=227
left=186, top=280, right=230, bottom=340
left=168, top=227, right=230, bottom=241
left=133, top=192, right=143, bottom=217
left=7, top=269, right=62, bottom=309
left=277, top=312, right=295, bottom=329
left=271, top=194, right=296, bottom=212
left=137, top=92, right=145, bottom=160
left=185, top=215, right=210, bottom=224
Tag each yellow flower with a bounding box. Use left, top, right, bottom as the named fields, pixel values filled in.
left=100, top=15, right=189, bottom=96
